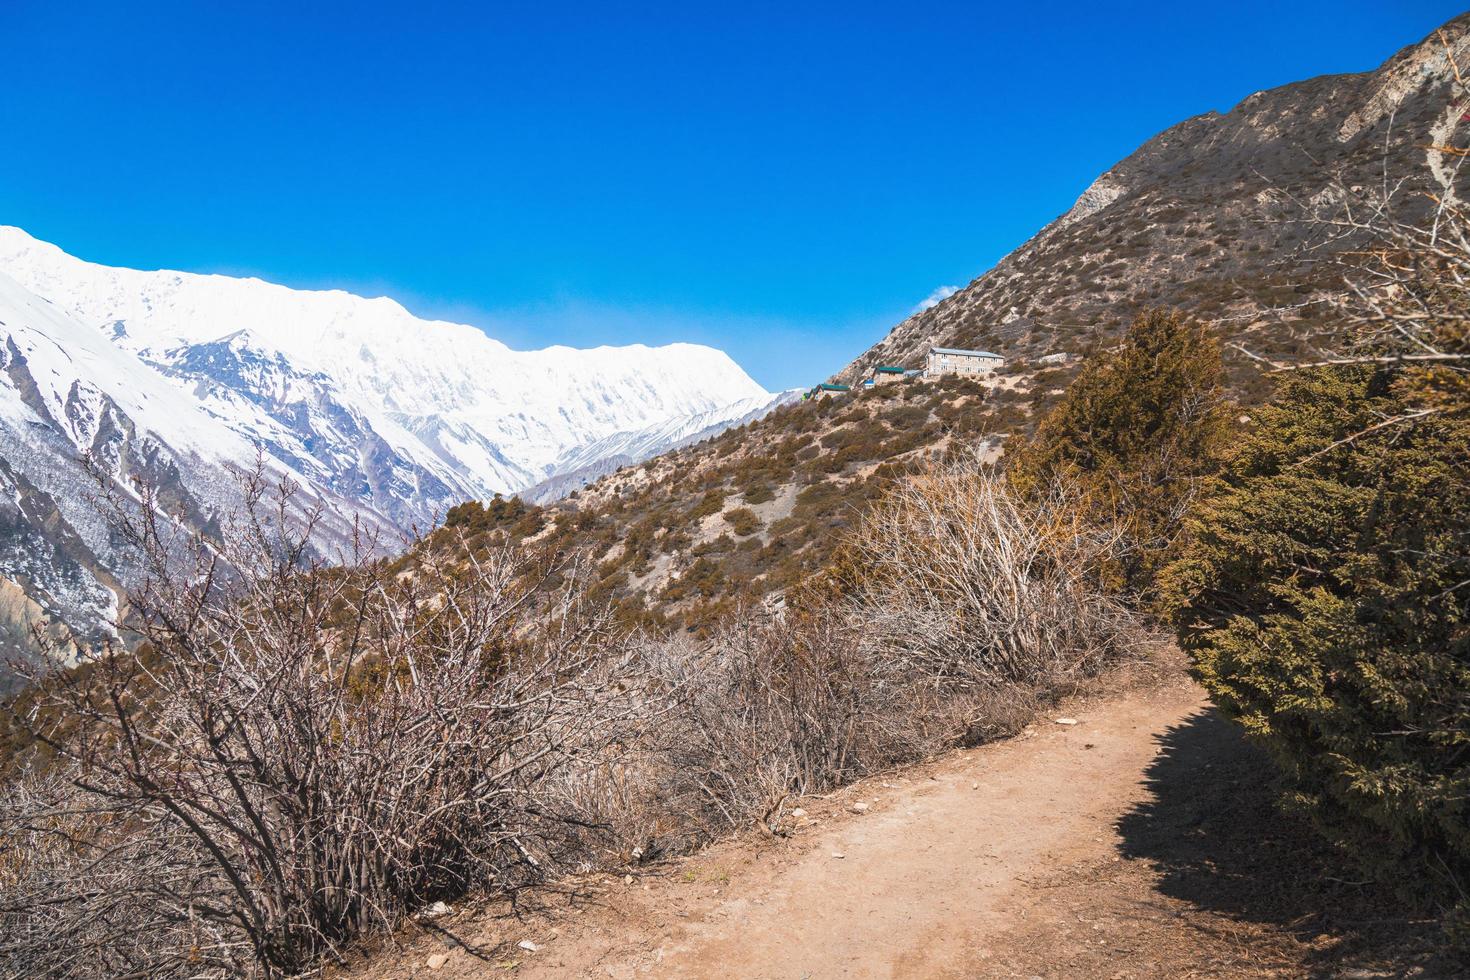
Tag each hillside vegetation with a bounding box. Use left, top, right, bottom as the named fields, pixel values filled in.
left=470, top=13, right=1470, bottom=636
left=1, top=431, right=1140, bottom=976
left=439, top=369, right=1073, bottom=630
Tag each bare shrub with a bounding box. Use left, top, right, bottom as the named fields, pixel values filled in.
left=2, top=455, right=1143, bottom=976
left=633, top=610, right=916, bottom=837
left=571, top=453, right=1143, bottom=858
left=2, top=474, right=654, bottom=977
left=847, top=449, right=1139, bottom=697
left=540, top=606, right=946, bottom=867
left=0, top=770, right=234, bottom=977
left=1248, top=56, right=1469, bottom=410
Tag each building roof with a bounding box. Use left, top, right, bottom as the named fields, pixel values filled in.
left=930, top=346, right=1003, bottom=358
left=874, top=365, right=906, bottom=374
left=817, top=382, right=851, bottom=391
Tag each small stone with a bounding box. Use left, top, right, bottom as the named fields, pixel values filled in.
left=790, top=807, right=806, bottom=818
left=971, top=783, right=979, bottom=790
left=831, top=851, right=846, bottom=859
left=518, top=939, right=541, bottom=952
left=850, top=802, right=870, bottom=813
left=420, top=900, right=451, bottom=920
left=426, top=953, right=448, bottom=969
left=623, top=874, right=634, bottom=885
left=1054, top=717, right=1079, bottom=726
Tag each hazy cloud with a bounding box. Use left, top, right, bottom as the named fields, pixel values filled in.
left=913, top=284, right=959, bottom=314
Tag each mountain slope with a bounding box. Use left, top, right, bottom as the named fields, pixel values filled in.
left=475, top=13, right=1470, bottom=630
left=840, top=14, right=1470, bottom=391
left=520, top=389, right=803, bottom=504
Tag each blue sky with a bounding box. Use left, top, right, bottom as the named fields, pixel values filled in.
left=1, top=1, right=1463, bottom=390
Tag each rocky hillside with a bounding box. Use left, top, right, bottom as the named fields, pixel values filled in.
left=428, top=372, right=1031, bottom=630
left=485, top=13, right=1470, bottom=628
left=519, top=389, right=801, bottom=504
left=840, top=14, right=1470, bottom=395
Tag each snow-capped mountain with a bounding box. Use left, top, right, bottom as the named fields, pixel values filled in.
left=520, top=388, right=803, bottom=504
left=0, top=227, right=771, bottom=501
left=0, top=226, right=784, bottom=673
left=0, top=267, right=393, bottom=683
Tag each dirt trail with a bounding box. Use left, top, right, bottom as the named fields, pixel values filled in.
left=360, top=667, right=1439, bottom=979
left=561, top=679, right=1204, bottom=979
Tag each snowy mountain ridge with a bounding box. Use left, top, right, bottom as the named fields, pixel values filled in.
left=0, top=226, right=773, bottom=499
left=0, top=266, right=395, bottom=685
left=520, top=388, right=803, bottom=504
left=0, top=227, right=784, bottom=674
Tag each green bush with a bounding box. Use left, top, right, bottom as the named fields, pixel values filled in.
left=743, top=484, right=775, bottom=505
left=723, top=506, right=763, bottom=537
left=794, top=481, right=843, bottom=515
left=883, top=404, right=929, bottom=431
left=1163, top=367, right=1469, bottom=916
left=1008, top=308, right=1233, bottom=593
left=662, top=556, right=726, bottom=601
left=688, top=489, right=726, bottom=520
left=443, top=495, right=539, bottom=532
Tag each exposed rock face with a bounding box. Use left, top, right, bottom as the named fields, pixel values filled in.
left=0, top=577, right=81, bottom=696
left=840, top=15, right=1470, bottom=388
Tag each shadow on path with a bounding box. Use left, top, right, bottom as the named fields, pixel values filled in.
left=1116, top=707, right=1454, bottom=977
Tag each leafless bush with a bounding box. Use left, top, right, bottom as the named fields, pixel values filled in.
left=2, top=456, right=1143, bottom=976
left=563, top=454, right=1141, bottom=857
left=638, top=610, right=918, bottom=836
left=541, top=605, right=941, bottom=863
left=1, top=473, right=656, bottom=977
left=0, top=770, right=238, bottom=977
left=846, top=449, right=1139, bottom=695
left=1301, top=149, right=1470, bottom=400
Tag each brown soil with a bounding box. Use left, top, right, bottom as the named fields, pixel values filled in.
left=349, top=662, right=1450, bottom=979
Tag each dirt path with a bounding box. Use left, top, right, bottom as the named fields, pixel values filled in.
left=358, top=666, right=1441, bottom=979
left=554, top=677, right=1204, bottom=979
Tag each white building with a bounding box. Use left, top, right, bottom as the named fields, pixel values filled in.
left=925, top=346, right=1004, bottom=378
